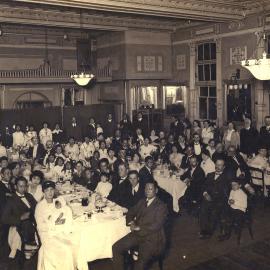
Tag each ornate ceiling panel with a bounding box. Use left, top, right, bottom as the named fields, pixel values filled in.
left=14, top=0, right=270, bottom=22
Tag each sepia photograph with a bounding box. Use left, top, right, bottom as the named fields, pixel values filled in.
left=0, top=0, right=270, bottom=270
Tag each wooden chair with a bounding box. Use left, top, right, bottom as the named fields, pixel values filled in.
left=248, top=166, right=266, bottom=198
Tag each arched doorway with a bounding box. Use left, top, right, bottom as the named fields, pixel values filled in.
left=13, top=91, right=52, bottom=109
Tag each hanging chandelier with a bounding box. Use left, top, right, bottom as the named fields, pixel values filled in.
left=71, top=9, right=95, bottom=86
left=71, top=72, right=94, bottom=86
left=241, top=15, right=270, bottom=81
left=241, top=50, right=270, bottom=80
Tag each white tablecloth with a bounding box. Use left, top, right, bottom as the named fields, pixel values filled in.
left=153, top=171, right=187, bottom=213
left=56, top=184, right=130, bottom=270
left=73, top=215, right=130, bottom=270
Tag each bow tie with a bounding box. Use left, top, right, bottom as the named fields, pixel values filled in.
left=194, top=142, right=200, bottom=145
left=215, top=173, right=222, bottom=176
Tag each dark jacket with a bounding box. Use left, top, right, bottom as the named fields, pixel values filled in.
left=124, top=183, right=145, bottom=209
left=126, top=197, right=168, bottom=254
left=0, top=182, right=12, bottom=217
left=260, top=126, right=270, bottom=150
left=240, top=127, right=258, bottom=155
left=203, top=172, right=230, bottom=203
left=27, top=144, right=46, bottom=163
left=181, top=165, right=205, bottom=201
left=139, top=166, right=154, bottom=187
left=1, top=192, right=37, bottom=244
left=103, top=120, right=116, bottom=138
left=1, top=192, right=36, bottom=226
left=108, top=179, right=130, bottom=207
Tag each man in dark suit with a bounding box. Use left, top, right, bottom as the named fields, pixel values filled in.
left=103, top=113, right=116, bottom=138
left=240, top=118, right=258, bottom=157
left=139, top=156, right=154, bottom=187
left=1, top=177, right=38, bottom=269
left=199, top=159, right=230, bottom=239
left=133, top=112, right=148, bottom=137
left=67, top=116, right=82, bottom=142
left=181, top=156, right=205, bottom=210
left=260, top=115, right=270, bottom=151
left=111, top=130, right=123, bottom=155
left=113, top=148, right=127, bottom=173
left=225, top=145, right=255, bottom=195
left=124, top=170, right=145, bottom=209
left=190, top=133, right=206, bottom=162
left=108, top=163, right=130, bottom=207
left=170, top=115, right=185, bottom=138
left=27, top=137, right=45, bottom=164
left=0, top=167, right=12, bottom=260
left=112, top=181, right=168, bottom=270
left=155, top=138, right=169, bottom=164
left=180, top=145, right=195, bottom=170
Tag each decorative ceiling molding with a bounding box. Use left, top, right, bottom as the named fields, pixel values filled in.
left=0, top=3, right=186, bottom=31
left=14, top=0, right=270, bottom=21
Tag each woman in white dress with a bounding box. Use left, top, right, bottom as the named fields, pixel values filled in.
left=53, top=157, right=65, bottom=180
left=35, top=181, right=77, bottom=270
left=28, top=170, right=44, bottom=202
left=39, top=122, right=53, bottom=147
left=201, top=120, right=214, bottom=145
left=169, top=145, right=184, bottom=169
left=128, top=152, right=142, bottom=172
left=139, top=137, right=156, bottom=161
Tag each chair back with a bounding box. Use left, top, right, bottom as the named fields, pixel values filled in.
left=248, top=166, right=265, bottom=187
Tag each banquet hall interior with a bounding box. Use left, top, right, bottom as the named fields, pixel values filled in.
left=2, top=0, right=270, bottom=270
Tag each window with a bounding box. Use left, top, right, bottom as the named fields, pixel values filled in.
left=199, top=87, right=217, bottom=120
left=163, top=86, right=186, bottom=115
left=14, top=91, right=52, bottom=109
left=197, top=43, right=216, bottom=82
left=197, top=43, right=216, bottom=61
left=130, top=86, right=158, bottom=110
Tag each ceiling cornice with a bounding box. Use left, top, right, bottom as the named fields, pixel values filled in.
left=0, top=3, right=183, bottom=31
left=14, top=0, right=244, bottom=22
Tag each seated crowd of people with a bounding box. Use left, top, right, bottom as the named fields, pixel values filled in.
left=1, top=112, right=270, bottom=270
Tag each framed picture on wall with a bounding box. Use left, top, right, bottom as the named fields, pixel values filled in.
left=176, top=54, right=186, bottom=70
left=144, top=56, right=156, bottom=71
left=230, top=46, right=247, bottom=65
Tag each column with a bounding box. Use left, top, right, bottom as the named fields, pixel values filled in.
left=215, top=38, right=223, bottom=127
left=254, top=30, right=267, bottom=129
left=189, top=42, right=197, bottom=121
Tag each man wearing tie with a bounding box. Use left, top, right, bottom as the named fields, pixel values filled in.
left=112, top=181, right=168, bottom=270
left=1, top=177, right=38, bottom=268
left=138, top=156, right=154, bottom=187
left=199, top=159, right=230, bottom=239
left=125, top=170, right=145, bottom=209
left=108, top=163, right=130, bottom=206
left=225, top=145, right=253, bottom=194
left=0, top=167, right=12, bottom=260
left=260, top=115, right=270, bottom=151
left=191, top=133, right=206, bottom=162
left=181, top=156, right=205, bottom=211
left=67, top=116, right=82, bottom=142
left=27, top=137, right=45, bottom=164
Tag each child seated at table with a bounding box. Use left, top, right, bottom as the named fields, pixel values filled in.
left=220, top=179, right=247, bottom=241
left=95, top=172, right=112, bottom=198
